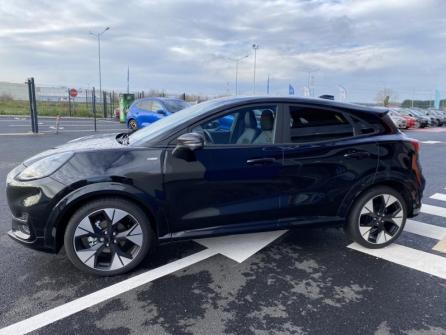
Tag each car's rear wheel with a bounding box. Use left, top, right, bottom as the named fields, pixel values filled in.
left=128, top=119, right=138, bottom=130
left=64, top=198, right=153, bottom=276
left=346, top=186, right=407, bottom=249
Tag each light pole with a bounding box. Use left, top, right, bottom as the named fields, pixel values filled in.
left=90, top=27, right=110, bottom=100
left=234, top=55, right=248, bottom=95
left=252, top=44, right=259, bottom=94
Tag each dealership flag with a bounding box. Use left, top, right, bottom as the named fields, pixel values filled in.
left=303, top=86, right=310, bottom=97
left=289, top=84, right=295, bottom=95
left=434, top=89, right=441, bottom=109
left=267, top=75, right=270, bottom=94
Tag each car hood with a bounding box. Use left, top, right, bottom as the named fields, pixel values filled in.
left=23, top=133, right=123, bottom=166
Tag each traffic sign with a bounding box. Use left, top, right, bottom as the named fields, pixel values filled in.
left=69, top=88, right=78, bottom=98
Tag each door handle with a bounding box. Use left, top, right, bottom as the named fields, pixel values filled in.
left=343, top=151, right=371, bottom=159
left=246, top=157, right=277, bottom=165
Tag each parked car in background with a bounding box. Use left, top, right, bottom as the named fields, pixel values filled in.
left=388, top=110, right=407, bottom=129
left=417, top=109, right=440, bottom=127
left=391, top=109, right=417, bottom=128
left=6, top=96, right=425, bottom=275
left=126, top=97, right=191, bottom=130
left=401, top=109, right=429, bottom=128
left=428, top=109, right=446, bottom=126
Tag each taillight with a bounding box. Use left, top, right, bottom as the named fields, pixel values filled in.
left=409, top=139, right=420, bottom=153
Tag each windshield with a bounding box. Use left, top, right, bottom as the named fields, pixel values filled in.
left=129, top=100, right=217, bottom=145
left=164, top=99, right=190, bottom=113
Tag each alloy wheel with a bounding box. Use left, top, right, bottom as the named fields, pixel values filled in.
left=73, top=208, right=144, bottom=271
left=357, top=193, right=404, bottom=245
left=129, top=120, right=137, bottom=130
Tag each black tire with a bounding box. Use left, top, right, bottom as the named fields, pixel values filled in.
left=128, top=119, right=138, bottom=130
left=64, top=197, right=153, bottom=276
left=345, top=186, right=407, bottom=249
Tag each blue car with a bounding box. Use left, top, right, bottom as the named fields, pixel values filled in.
left=126, top=97, right=190, bottom=130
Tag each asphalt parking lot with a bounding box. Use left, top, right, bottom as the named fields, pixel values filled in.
left=0, top=116, right=126, bottom=135
left=0, top=125, right=445, bottom=334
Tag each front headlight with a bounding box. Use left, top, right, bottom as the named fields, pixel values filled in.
left=17, top=152, right=74, bottom=181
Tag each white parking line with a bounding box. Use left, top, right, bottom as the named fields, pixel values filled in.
left=0, top=230, right=285, bottom=335
left=0, top=249, right=217, bottom=335
left=430, top=193, right=446, bottom=202
left=405, top=219, right=446, bottom=240
left=420, top=203, right=446, bottom=218
left=348, top=243, right=446, bottom=280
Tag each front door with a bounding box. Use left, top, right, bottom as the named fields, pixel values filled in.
left=163, top=104, right=284, bottom=237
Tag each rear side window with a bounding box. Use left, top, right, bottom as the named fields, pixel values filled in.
left=287, top=106, right=354, bottom=143
left=136, top=100, right=152, bottom=111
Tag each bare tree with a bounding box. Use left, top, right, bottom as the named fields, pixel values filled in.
left=375, top=88, right=398, bottom=106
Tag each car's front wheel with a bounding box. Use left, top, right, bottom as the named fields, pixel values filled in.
left=64, top=198, right=153, bottom=276
left=128, top=119, right=138, bottom=130
left=346, top=186, right=407, bottom=249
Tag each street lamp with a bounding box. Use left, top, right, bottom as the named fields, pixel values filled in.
left=89, top=27, right=110, bottom=100
left=234, top=55, right=249, bottom=95
left=252, top=44, right=259, bottom=94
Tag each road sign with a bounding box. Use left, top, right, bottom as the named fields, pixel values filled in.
left=69, top=88, right=78, bottom=98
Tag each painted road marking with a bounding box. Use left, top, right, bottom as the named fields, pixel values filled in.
left=430, top=193, right=446, bottom=202
left=348, top=242, right=446, bottom=280
left=433, top=237, right=446, bottom=253
left=421, top=203, right=446, bottom=218
left=0, top=230, right=286, bottom=335
left=405, top=219, right=446, bottom=240
left=420, top=140, right=443, bottom=144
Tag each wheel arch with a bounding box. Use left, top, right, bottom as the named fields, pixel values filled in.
left=47, top=183, right=163, bottom=253
left=338, top=178, right=414, bottom=220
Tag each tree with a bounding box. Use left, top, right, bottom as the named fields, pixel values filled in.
left=375, top=88, right=398, bottom=106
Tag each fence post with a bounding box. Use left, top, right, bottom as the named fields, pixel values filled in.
left=68, top=89, right=72, bottom=117
left=92, top=87, right=97, bottom=131
left=103, top=91, right=107, bottom=118
left=27, top=79, right=36, bottom=133
left=31, top=78, right=38, bottom=133
left=85, top=89, right=89, bottom=115
left=27, top=78, right=38, bottom=133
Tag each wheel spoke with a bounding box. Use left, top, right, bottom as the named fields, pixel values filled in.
left=76, top=217, right=95, bottom=234
left=77, top=243, right=104, bottom=268
left=116, top=222, right=143, bottom=247
left=383, top=220, right=400, bottom=236
left=373, top=195, right=386, bottom=214
left=367, top=226, right=380, bottom=243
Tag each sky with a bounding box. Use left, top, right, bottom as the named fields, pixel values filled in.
left=1, top=0, right=446, bottom=102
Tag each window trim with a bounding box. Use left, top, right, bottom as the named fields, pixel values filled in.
left=281, top=104, right=372, bottom=145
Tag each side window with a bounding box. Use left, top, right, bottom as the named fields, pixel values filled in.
left=137, top=100, right=152, bottom=111
left=191, top=105, right=277, bottom=145
left=288, top=106, right=354, bottom=143
left=151, top=101, right=163, bottom=112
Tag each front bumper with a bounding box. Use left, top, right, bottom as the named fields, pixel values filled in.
left=6, top=165, right=67, bottom=253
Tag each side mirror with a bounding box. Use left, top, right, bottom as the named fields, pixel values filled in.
left=175, top=132, right=204, bottom=151
left=156, top=109, right=167, bottom=115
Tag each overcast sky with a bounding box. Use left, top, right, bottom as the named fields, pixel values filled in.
left=1, top=0, right=445, bottom=102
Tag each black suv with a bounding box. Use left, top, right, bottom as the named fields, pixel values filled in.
left=6, top=97, right=425, bottom=276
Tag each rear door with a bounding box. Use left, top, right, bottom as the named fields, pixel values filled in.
left=277, top=104, right=379, bottom=225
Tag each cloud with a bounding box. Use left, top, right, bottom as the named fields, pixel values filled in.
left=0, top=0, right=445, bottom=101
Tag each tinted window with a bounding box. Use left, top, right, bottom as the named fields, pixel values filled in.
left=192, top=105, right=277, bottom=145
left=151, top=101, right=163, bottom=112
left=137, top=100, right=152, bottom=111
left=288, top=106, right=354, bottom=143
left=164, top=99, right=190, bottom=113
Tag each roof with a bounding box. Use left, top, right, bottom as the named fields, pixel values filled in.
left=203, top=96, right=388, bottom=115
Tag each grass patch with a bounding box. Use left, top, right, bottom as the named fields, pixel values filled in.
left=0, top=99, right=112, bottom=117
